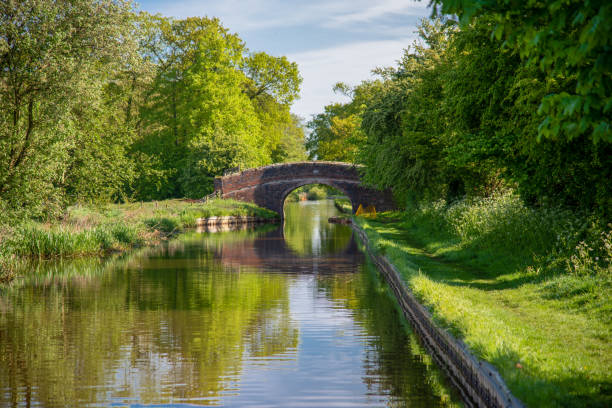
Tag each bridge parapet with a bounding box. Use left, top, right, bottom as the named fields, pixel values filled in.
left=214, top=161, right=395, bottom=216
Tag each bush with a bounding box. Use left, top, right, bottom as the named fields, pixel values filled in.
left=403, top=190, right=611, bottom=278
left=144, top=217, right=180, bottom=234
left=306, top=185, right=328, bottom=200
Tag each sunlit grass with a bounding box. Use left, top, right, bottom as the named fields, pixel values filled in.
left=355, top=192, right=611, bottom=407
left=333, top=198, right=352, bottom=214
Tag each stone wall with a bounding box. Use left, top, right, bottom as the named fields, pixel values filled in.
left=214, top=161, right=396, bottom=216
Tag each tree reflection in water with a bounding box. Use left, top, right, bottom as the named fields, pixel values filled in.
left=0, top=200, right=461, bottom=407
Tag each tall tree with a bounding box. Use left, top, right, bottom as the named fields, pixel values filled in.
left=358, top=19, right=454, bottom=203
left=244, top=52, right=303, bottom=163
left=0, top=0, right=137, bottom=218
left=273, top=114, right=307, bottom=163
left=306, top=82, right=378, bottom=162
left=135, top=16, right=269, bottom=199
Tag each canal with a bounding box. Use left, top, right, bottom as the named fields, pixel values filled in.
left=0, top=200, right=461, bottom=407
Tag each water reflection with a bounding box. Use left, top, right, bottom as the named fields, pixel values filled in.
left=204, top=226, right=363, bottom=275
left=0, top=200, right=461, bottom=407
left=283, top=200, right=352, bottom=256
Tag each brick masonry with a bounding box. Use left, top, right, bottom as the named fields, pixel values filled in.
left=214, top=161, right=396, bottom=216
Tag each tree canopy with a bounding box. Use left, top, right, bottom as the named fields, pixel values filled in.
left=431, top=0, right=612, bottom=144
left=0, top=1, right=306, bottom=219
left=306, top=14, right=611, bottom=217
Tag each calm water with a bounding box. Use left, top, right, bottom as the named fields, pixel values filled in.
left=0, top=200, right=461, bottom=407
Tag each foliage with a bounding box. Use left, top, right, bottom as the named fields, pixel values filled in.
left=0, top=0, right=138, bottom=219
left=401, top=191, right=610, bottom=273
left=358, top=19, right=454, bottom=202
left=0, top=5, right=305, bottom=219
left=315, top=17, right=612, bottom=216
left=432, top=0, right=612, bottom=143
left=133, top=14, right=305, bottom=199
left=244, top=52, right=301, bottom=105
left=306, top=82, right=380, bottom=162
left=273, top=114, right=308, bottom=163
left=356, top=204, right=611, bottom=407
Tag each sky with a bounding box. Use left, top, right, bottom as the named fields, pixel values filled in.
left=135, top=0, right=431, bottom=121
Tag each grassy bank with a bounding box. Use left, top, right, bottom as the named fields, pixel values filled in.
left=355, top=192, right=611, bottom=407
left=0, top=199, right=278, bottom=282
left=333, top=198, right=352, bottom=214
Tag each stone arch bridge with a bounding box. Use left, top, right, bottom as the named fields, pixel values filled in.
left=213, top=161, right=395, bottom=216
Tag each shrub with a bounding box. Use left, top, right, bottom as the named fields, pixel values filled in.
left=144, top=217, right=180, bottom=234
left=306, top=185, right=328, bottom=200
left=403, top=190, right=610, bottom=278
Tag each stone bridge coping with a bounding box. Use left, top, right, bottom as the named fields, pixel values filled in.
left=217, top=161, right=363, bottom=179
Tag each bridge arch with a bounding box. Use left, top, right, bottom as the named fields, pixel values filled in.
left=213, top=161, right=395, bottom=217
left=280, top=180, right=351, bottom=208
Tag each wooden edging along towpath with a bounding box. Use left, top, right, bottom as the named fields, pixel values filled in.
left=351, top=222, right=524, bottom=408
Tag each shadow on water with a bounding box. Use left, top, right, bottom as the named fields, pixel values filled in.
left=0, top=200, right=462, bottom=407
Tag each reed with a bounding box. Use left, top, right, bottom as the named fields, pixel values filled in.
left=0, top=198, right=278, bottom=275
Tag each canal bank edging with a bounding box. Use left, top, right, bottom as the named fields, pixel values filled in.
left=196, top=216, right=279, bottom=226
left=351, top=223, right=524, bottom=408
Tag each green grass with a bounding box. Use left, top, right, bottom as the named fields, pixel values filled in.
left=0, top=198, right=278, bottom=281
left=334, top=198, right=352, bottom=214
left=355, top=192, right=611, bottom=407
left=5, top=223, right=143, bottom=257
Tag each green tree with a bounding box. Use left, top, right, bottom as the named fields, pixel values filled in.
left=442, top=16, right=612, bottom=212
left=359, top=19, right=454, bottom=203
left=244, top=52, right=304, bottom=163
left=432, top=0, right=612, bottom=143
left=306, top=82, right=378, bottom=162
left=133, top=16, right=304, bottom=200
left=179, top=18, right=267, bottom=197
left=244, top=52, right=301, bottom=105
left=135, top=16, right=268, bottom=199
left=338, top=16, right=611, bottom=214
left=0, top=0, right=137, bottom=218
left=273, top=114, right=307, bottom=162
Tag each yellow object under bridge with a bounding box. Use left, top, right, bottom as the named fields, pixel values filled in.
left=355, top=204, right=376, bottom=218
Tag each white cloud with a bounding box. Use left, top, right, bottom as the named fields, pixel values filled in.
left=328, top=0, right=429, bottom=26
left=141, top=0, right=339, bottom=30
left=288, top=37, right=417, bottom=119
left=141, top=0, right=428, bottom=31
left=136, top=0, right=430, bottom=120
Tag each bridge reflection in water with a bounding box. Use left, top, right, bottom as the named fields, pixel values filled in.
left=198, top=199, right=363, bottom=275
left=204, top=226, right=364, bottom=275
left=0, top=200, right=461, bottom=408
